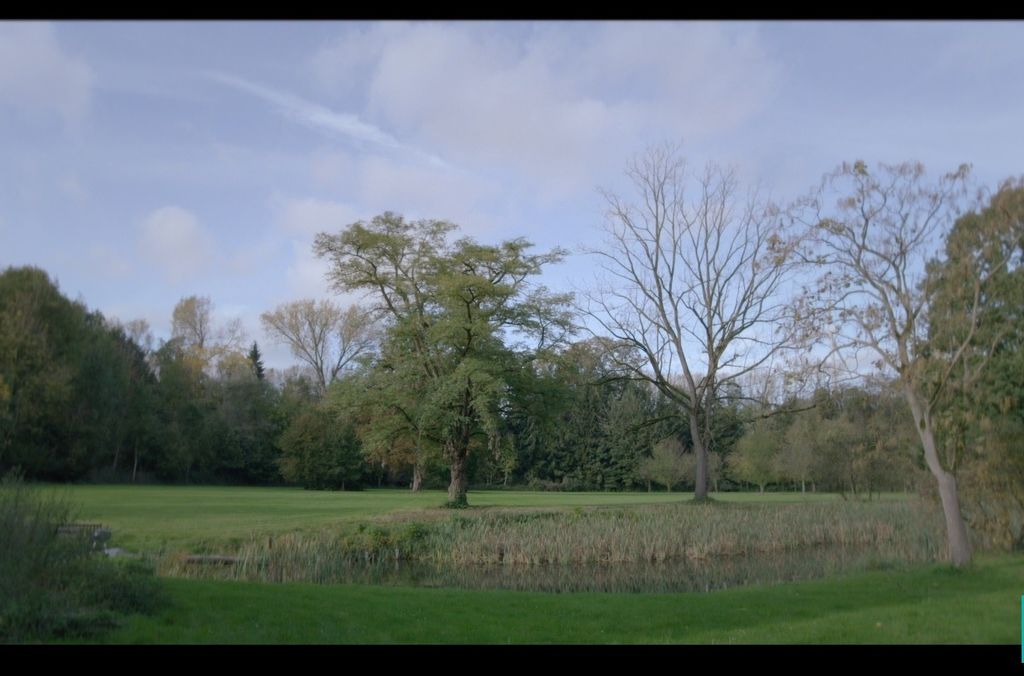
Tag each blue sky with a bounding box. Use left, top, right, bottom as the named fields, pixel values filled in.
left=2, top=21, right=1022, bottom=370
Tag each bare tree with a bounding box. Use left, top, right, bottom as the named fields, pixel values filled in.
left=800, top=160, right=983, bottom=566
left=583, top=145, right=815, bottom=501
left=261, top=299, right=378, bottom=397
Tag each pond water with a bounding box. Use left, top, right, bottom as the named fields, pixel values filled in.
left=286, top=543, right=936, bottom=593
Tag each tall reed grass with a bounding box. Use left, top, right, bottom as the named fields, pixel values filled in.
left=0, top=474, right=165, bottom=642
left=166, top=500, right=946, bottom=591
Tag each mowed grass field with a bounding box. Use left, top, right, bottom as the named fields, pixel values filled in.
left=94, top=554, right=1023, bottom=644
left=41, top=485, right=1023, bottom=644
left=56, top=485, right=870, bottom=551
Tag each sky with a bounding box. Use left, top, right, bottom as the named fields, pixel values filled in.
left=2, top=20, right=1022, bottom=370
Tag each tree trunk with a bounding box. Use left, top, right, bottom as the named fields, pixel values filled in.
left=446, top=440, right=469, bottom=507
left=112, top=439, right=121, bottom=472
left=447, top=455, right=468, bottom=506
left=689, top=414, right=709, bottom=500
left=411, top=461, right=423, bottom=492
left=801, top=479, right=806, bottom=493
left=131, top=441, right=139, bottom=483
left=904, top=385, right=973, bottom=567
left=933, top=468, right=972, bottom=565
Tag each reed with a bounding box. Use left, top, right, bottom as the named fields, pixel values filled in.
left=174, top=499, right=945, bottom=590
left=0, top=475, right=165, bottom=642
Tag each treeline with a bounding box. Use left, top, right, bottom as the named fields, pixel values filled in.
left=0, top=265, right=924, bottom=495
left=0, top=267, right=287, bottom=484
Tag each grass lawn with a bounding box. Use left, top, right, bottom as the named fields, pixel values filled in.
left=55, top=485, right=886, bottom=552
left=41, top=484, right=1012, bottom=645
left=94, top=553, right=1023, bottom=644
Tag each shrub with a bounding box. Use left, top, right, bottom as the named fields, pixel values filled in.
left=0, top=473, right=165, bottom=642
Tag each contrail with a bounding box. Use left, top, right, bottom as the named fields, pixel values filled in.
left=205, top=71, right=448, bottom=169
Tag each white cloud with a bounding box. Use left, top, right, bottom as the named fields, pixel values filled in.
left=352, top=155, right=502, bottom=235
left=311, top=22, right=780, bottom=198
left=276, top=196, right=362, bottom=237
left=0, top=22, right=93, bottom=124
left=138, top=206, right=214, bottom=283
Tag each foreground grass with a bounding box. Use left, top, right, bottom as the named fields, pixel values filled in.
left=58, top=484, right=901, bottom=552
left=98, top=554, right=1023, bottom=644
left=0, top=479, right=165, bottom=642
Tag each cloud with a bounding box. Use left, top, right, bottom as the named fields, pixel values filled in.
left=205, top=70, right=448, bottom=168
left=276, top=196, right=362, bottom=237
left=0, top=22, right=93, bottom=125
left=352, top=155, right=502, bottom=234
left=138, top=206, right=214, bottom=283
left=310, top=22, right=780, bottom=198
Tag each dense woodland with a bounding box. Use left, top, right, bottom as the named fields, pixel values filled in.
left=1, top=161, right=1021, bottom=550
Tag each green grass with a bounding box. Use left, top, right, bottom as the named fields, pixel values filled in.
left=94, top=554, right=1023, bottom=644
left=0, top=478, right=165, bottom=642
left=56, top=485, right=888, bottom=552
left=36, top=484, right=1017, bottom=644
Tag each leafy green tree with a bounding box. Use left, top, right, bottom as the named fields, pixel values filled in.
left=636, top=437, right=689, bottom=492
left=926, top=178, right=1024, bottom=548
left=0, top=267, right=144, bottom=480
left=314, top=213, right=572, bottom=506
left=729, top=419, right=781, bottom=493
left=152, top=337, right=208, bottom=481
left=780, top=410, right=820, bottom=493
left=278, top=404, right=365, bottom=490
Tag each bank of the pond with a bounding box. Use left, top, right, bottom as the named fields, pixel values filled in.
left=163, top=500, right=945, bottom=593
left=58, top=485, right=903, bottom=552
left=97, top=554, right=1023, bottom=644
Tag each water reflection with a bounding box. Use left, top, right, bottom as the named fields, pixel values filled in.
left=312, top=544, right=935, bottom=593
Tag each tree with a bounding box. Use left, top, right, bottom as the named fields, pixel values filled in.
left=278, top=404, right=365, bottom=490
left=247, top=342, right=266, bottom=381
left=779, top=411, right=819, bottom=493
left=729, top=419, right=780, bottom=493
left=314, top=212, right=572, bottom=506
left=926, top=178, right=1024, bottom=549
left=171, top=295, right=249, bottom=377
left=171, top=295, right=213, bottom=354
left=801, top=160, right=990, bottom=566
left=261, top=300, right=377, bottom=398
left=584, top=144, right=814, bottom=501
left=636, top=437, right=689, bottom=492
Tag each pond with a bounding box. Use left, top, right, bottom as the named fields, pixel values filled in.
left=256, top=543, right=937, bottom=593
